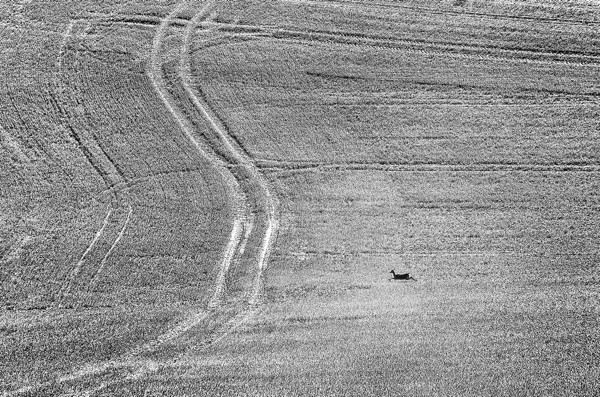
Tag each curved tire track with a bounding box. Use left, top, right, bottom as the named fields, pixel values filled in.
left=147, top=0, right=254, bottom=326
left=73, top=1, right=281, bottom=391
left=7, top=1, right=278, bottom=395
left=180, top=2, right=279, bottom=311
left=53, top=18, right=134, bottom=309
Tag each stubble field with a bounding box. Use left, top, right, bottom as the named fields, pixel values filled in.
left=1, top=0, right=599, bottom=396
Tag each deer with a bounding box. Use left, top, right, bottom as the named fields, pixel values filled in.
left=390, top=270, right=417, bottom=281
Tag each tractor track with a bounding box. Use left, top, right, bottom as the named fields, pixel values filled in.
left=181, top=1, right=280, bottom=310
left=7, top=1, right=279, bottom=395
left=256, top=159, right=600, bottom=174
left=72, top=12, right=600, bottom=68
left=52, top=18, right=135, bottom=311
left=2, top=0, right=598, bottom=395
left=81, top=0, right=279, bottom=391
left=282, top=0, right=600, bottom=27
left=202, top=21, right=600, bottom=68
left=146, top=0, right=255, bottom=326
left=140, top=0, right=279, bottom=359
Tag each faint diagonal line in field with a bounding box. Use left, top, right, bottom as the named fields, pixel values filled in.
left=86, top=204, right=133, bottom=293
left=64, top=307, right=264, bottom=397
left=95, top=166, right=205, bottom=200
left=121, top=311, right=209, bottom=361
left=55, top=205, right=112, bottom=306
left=0, top=123, right=29, bottom=163
left=56, top=20, right=75, bottom=71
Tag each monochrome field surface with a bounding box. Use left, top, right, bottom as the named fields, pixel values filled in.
left=1, top=0, right=598, bottom=395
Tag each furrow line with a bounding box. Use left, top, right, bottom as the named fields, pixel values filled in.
left=54, top=20, right=122, bottom=189
left=98, top=15, right=193, bottom=29
left=257, top=160, right=600, bottom=173
left=205, top=22, right=600, bottom=67
left=283, top=0, right=600, bottom=27
left=96, top=166, right=206, bottom=199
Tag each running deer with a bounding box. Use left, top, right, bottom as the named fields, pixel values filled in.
left=390, top=270, right=417, bottom=281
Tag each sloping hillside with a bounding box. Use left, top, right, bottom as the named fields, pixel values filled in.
left=1, top=0, right=598, bottom=395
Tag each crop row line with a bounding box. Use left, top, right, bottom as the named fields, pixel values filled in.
left=80, top=10, right=600, bottom=69
left=257, top=159, right=600, bottom=173
left=282, top=0, right=600, bottom=27
left=204, top=21, right=600, bottom=68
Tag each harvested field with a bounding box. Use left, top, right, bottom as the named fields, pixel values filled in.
left=1, top=0, right=599, bottom=395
